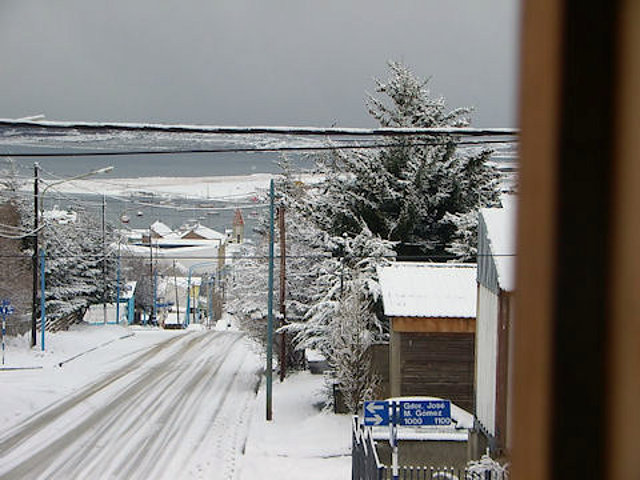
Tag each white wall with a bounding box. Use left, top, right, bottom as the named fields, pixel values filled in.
left=476, top=283, right=499, bottom=435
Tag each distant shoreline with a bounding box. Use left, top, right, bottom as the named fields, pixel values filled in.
left=34, top=172, right=318, bottom=201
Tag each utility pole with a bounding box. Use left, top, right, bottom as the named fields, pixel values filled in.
left=266, top=179, right=275, bottom=421
left=102, top=194, right=107, bottom=324
left=116, top=240, right=121, bottom=324
left=173, top=260, right=180, bottom=326
left=149, top=227, right=153, bottom=324
left=208, top=275, right=213, bottom=327
left=31, top=163, right=39, bottom=347
left=278, top=205, right=287, bottom=382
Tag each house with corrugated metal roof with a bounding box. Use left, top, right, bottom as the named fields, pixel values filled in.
left=472, top=198, right=517, bottom=459
left=378, top=262, right=477, bottom=413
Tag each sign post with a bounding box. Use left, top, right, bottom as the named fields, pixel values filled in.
left=363, top=398, right=454, bottom=478
left=390, top=401, right=399, bottom=480
left=363, top=399, right=452, bottom=427
left=363, top=401, right=389, bottom=427
left=400, top=400, right=452, bottom=426
left=1, top=300, right=15, bottom=365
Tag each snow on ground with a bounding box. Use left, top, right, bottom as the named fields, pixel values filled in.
left=238, top=371, right=352, bottom=480
left=0, top=321, right=352, bottom=479
left=0, top=324, right=182, bottom=432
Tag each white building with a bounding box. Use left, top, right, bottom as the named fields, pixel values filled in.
left=473, top=197, right=517, bottom=457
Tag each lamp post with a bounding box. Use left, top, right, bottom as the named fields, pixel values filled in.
left=39, top=166, right=114, bottom=217
left=35, top=165, right=114, bottom=349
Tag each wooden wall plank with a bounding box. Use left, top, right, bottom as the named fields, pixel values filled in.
left=392, top=317, right=475, bottom=333
left=512, top=0, right=562, bottom=477
left=607, top=1, right=640, bottom=476
left=400, top=333, right=475, bottom=412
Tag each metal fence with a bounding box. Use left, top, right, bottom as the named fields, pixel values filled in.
left=373, top=467, right=507, bottom=480
left=352, top=416, right=384, bottom=480
left=352, top=416, right=509, bottom=480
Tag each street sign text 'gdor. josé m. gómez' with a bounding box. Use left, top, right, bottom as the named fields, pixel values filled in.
left=363, top=400, right=452, bottom=427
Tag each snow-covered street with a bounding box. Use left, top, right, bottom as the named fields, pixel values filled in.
left=0, top=324, right=351, bottom=480
left=0, top=328, right=262, bottom=479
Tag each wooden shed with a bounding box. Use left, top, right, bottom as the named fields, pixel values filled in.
left=378, top=263, right=477, bottom=412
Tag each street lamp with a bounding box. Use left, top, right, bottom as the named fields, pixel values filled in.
left=33, top=165, right=114, bottom=350
left=39, top=166, right=114, bottom=217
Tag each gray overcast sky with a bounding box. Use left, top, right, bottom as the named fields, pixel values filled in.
left=0, top=1, right=520, bottom=128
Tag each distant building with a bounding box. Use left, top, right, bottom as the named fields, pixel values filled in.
left=142, top=221, right=175, bottom=243
left=378, top=262, right=477, bottom=412
left=232, top=209, right=244, bottom=244
left=179, top=222, right=226, bottom=243
left=119, top=281, right=137, bottom=324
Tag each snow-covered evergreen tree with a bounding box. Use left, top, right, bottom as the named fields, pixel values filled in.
left=326, top=284, right=380, bottom=414
left=227, top=241, right=269, bottom=322
left=231, top=63, right=501, bottom=384
left=311, top=61, right=501, bottom=258
left=285, top=224, right=394, bottom=355
left=42, top=208, right=117, bottom=326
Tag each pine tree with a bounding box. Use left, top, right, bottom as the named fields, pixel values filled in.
left=231, top=63, right=502, bottom=384
left=42, top=208, right=117, bottom=326
left=311, top=61, right=501, bottom=258
left=327, top=284, right=380, bottom=414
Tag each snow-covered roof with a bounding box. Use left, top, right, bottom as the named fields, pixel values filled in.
left=180, top=223, right=226, bottom=241
left=378, top=262, right=477, bottom=318
left=480, top=196, right=517, bottom=292
left=150, top=220, right=173, bottom=237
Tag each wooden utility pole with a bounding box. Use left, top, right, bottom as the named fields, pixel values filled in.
left=278, top=205, right=286, bottom=382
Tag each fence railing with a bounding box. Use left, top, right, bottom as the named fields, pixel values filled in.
left=352, top=416, right=385, bottom=480
left=352, top=416, right=509, bottom=480
left=374, top=467, right=507, bottom=480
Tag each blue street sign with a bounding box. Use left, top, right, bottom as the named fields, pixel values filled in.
left=399, top=400, right=452, bottom=426
left=363, top=401, right=390, bottom=426
left=0, top=300, right=14, bottom=316
left=1, top=300, right=14, bottom=365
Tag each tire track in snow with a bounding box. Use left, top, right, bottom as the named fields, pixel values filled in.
left=0, top=331, right=186, bottom=457
left=42, top=335, right=217, bottom=478
left=0, top=331, right=261, bottom=480
left=0, top=331, right=216, bottom=479
left=48, top=331, right=231, bottom=479
left=116, top=333, right=245, bottom=479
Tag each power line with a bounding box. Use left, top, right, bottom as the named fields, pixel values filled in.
left=0, top=224, right=45, bottom=240
left=0, top=252, right=515, bottom=260
left=0, top=118, right=519, bottom=137
left=1, top=138, right=517, bottom=158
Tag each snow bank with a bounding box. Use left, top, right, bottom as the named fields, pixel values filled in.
left=239, top=371, right=351, bottom=480
left=37, top=172, right=318, bottom=201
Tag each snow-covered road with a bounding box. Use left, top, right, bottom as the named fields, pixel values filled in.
left=0, top=330, right=262, bottom=480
